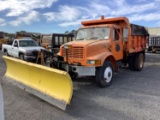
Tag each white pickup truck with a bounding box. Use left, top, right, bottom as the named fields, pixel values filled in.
left=2, top=38, right=44, bottom=61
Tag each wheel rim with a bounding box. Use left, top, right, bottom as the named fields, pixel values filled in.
left=139, top=55, right=144, bottom=68
left=20, top=55, right=23, bottom=60
left=4, top=52, right=7, bottom=55
left=104, top=66, right=112, bottom=83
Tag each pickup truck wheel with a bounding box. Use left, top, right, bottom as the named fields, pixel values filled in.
left=96, top=61, right=114, bottom=87
left=19, top=54, right=24, bottom=60
left=134, top=53, right=144, bottom=71
left=3, top=51, right=8, bottom=56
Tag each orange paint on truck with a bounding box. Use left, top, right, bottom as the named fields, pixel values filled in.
left=57, top=16, right=149, bottom=87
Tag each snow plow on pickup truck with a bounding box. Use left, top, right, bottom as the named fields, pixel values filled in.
left=3, top=16, right=149, bottom=110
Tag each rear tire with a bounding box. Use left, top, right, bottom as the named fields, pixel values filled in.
left=128, top=55, right=135, bottom=71
left=96, top=61, right=114, bottom=87
left=3, top=50, right=8, bottom=56
left=134, top=53, right=144, bottom=71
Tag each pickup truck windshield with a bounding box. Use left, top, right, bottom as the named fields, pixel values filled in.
left=76, top=27, right=110, bottom=40
left=19, top=40, right=38, bottom=47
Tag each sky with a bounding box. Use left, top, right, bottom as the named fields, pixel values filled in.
left=0, top=0, right=160, bottom=34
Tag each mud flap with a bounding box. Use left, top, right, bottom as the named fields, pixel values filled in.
left=3, top=56, right=73, bottom=110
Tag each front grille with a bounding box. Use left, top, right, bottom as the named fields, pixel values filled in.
left=32, top=50, right=39, bottom=56
left=62, top=47, right=84, bottom=59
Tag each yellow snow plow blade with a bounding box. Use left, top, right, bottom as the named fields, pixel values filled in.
left=3, top=56, right=73, bottom=110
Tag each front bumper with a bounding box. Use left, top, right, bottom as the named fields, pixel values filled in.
left=68, top=65, right=96, bottom=76
left=52, top=61, right=96, bottom=76
left=24, top=55, right=36, bottom=61
left=61, top=64, right=95, bottom=76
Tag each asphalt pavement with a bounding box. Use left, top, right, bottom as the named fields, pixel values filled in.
left=0, top=51, right=160, bottom=120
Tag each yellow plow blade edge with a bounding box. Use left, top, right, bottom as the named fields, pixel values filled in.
left=3, top=56, right=73, bottom=110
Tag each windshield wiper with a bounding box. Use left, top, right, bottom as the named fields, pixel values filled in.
left=76, top=38, right=85, bottom=40
left=88, top=37, right=98, bottom=40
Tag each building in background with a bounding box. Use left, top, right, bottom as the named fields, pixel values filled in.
left=148, top=27, right=160, bottom=35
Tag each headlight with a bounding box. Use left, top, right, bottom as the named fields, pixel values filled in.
left=64, top=45, right=72, bottom=49
left=87, top=60, right=101, bottom=65
left=87, top=60, right=95, bottom=64
left=25, top=51, right=32, bottom=55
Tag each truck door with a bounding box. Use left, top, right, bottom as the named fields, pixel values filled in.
left=12, top=40, right=19, bottom=58
left=111, top=28, right=123, bottom=60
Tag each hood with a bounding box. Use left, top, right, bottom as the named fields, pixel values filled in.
left=19, top=46, right=44, bottom=52
left=61, top=39, right=111, bottom=58
left=64, top=40, right=103, bottom=47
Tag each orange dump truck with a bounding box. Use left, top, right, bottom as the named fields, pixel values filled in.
left=53, top=16, right=149, bottom=87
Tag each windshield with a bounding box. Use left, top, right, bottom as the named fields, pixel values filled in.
left=76, top=27, right=110, bottom=40
left=19, top=40, right=38, bottom=47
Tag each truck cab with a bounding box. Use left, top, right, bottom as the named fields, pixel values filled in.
left=60, top=24, right=124, bottom=65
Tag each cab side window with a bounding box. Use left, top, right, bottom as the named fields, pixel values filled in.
left=113, top=28, right=120, bottom=41
left=123, top=28, right=128, bottom=41
left=13, top=41, right=18, bottom=47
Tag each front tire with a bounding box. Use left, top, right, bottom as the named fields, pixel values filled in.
left=96, top=61, right=114, bottom=87
left=19, top=54, right=24, bottom=60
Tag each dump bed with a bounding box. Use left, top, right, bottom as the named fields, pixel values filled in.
left=127, top=24, right=149, bottom=53
left=148, top=35, right=160, bottom=47
left=41, top=33, right=74, bottom=48
left=147, top=35, right=160, bottom=52
left=40, top=33, right=74, bottom=53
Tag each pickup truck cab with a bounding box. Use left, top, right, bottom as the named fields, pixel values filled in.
left=2, top=38, right=44, bottom=61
